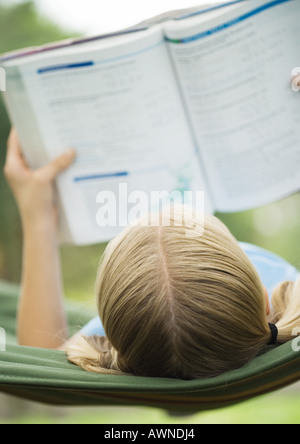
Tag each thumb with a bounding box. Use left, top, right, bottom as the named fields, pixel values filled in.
left=39, top=149, right=76, bottom=181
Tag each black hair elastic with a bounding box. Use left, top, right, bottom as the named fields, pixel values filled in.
left=268, top=323, right=278, bottom=345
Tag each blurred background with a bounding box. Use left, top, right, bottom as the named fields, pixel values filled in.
left=0, top=0, right=299, bottom=424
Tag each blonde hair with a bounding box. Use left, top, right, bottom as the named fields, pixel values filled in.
left=66, top=207, right=300, bottom=379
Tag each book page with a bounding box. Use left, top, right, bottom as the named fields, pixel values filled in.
left=165, top=0, right=300, bottom=212
left=10, top=27, right=210, bottom=244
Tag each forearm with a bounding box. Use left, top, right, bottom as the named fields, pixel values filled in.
left=18, top=215, right=68, bottom=349
left=4, top=129, right=76, bottom=348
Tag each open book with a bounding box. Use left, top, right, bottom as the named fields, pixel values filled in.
left=1, top=0, right=299, bottom=245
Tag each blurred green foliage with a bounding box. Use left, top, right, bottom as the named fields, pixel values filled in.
left=0, top=0, right=299, bottom=303
left=0, top=387, right=300, bottom=424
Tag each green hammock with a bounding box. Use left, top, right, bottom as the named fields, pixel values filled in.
left=0, top=281, right=299, bottom=412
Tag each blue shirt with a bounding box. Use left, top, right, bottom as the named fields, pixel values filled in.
left=80, top=242, right=300, bottom=337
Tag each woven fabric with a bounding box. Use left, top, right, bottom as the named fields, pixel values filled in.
left=0, top=281, right=299, bottom=412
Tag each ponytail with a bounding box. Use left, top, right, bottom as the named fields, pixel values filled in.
left=269, top=278, right=300, bottom=343
left=66, top=335, right=128, bottom=375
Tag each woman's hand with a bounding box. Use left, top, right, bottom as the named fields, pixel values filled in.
left=4, top=128, right=76, bottom=229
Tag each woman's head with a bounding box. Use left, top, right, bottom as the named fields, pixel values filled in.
left=67, top=206, right=299, bottom=379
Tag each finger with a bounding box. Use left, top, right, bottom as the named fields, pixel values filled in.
left=7, top=128, right=23, bottom=157
left=5, top=128, right=30, bottom=172
left=38, top=149, right=76, bottom=182
left=7, top=128, right=18, bottom=147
